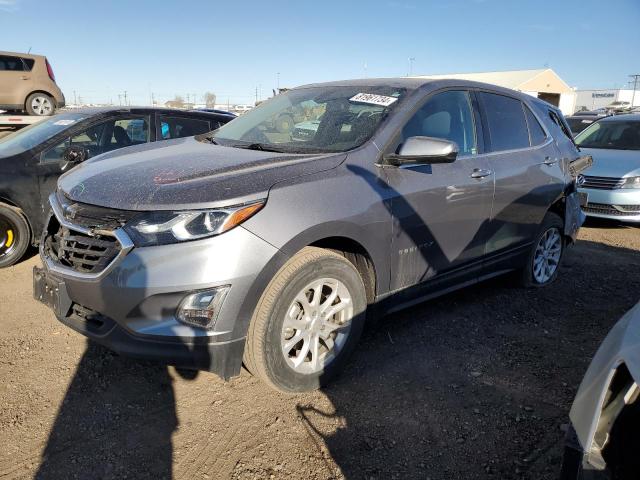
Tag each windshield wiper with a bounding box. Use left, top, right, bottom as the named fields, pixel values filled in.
left=199, top=134, right=219, bottom=145
left=231, top=142, right=288, bottom=153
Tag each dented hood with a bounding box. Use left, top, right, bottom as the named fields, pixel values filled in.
left=58, top=136, right=344, bottom=210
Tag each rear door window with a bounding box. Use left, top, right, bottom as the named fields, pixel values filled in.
left=478, top=92, right=530, bottom=152
left=0, top=55, right=26, bottom=71
left=158, top=116, right=211, bottom=140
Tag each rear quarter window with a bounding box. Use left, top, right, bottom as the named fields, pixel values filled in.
left=21, top=58, right=35, bottom=71
left=524, top=105, right=547, bottom=146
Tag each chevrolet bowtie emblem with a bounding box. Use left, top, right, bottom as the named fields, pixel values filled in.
left=63, top=203, right=79, bottom=220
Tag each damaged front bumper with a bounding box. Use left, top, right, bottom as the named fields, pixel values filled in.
left=33, top=201, right=286, bottom=379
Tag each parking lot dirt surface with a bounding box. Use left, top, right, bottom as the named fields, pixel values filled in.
left=1, top=219, right=638, bottom=480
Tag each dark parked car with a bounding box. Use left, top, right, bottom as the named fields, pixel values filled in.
left=566, top=114, right=604, bottom=135
left=34, top=79, right=587, bottom=392
left=0, top=107, right=234, bottom=267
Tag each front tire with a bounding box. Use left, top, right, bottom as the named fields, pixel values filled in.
left=26, top=93, right=55, bottom=116
left=520, top=212, right=565, bottom=288
left=244, top=247, right=367, bottom=393
left=0, top=204, right=31, bottom=268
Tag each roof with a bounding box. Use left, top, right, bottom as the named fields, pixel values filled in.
left=599, top=113, right=640, bottom=122
left=59, top=106, right=234, bottom=118
left=293, top=77, right=554, bottom=108
left=0, top=50, right=43, bottom=59
left=415, top=69, right=572, bottom=94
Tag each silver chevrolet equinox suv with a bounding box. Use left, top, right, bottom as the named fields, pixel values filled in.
left=34, top=78, right=587, bottom=393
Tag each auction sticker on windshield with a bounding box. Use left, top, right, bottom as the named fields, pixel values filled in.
left=349, top=93, right=398, bottom=107
left=53, top=119, right=76, bottom=126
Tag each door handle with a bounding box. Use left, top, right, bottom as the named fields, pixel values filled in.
left=543, top=156, right=559, bottom=166
left=470, top=168, right=492, bottom=179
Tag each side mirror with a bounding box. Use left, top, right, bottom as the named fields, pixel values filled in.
left=60, top=146, right=88, bottom=171
left=380, top=136, right=458, bottom=167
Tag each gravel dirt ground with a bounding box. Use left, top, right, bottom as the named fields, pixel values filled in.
left=0, top=219, right=638, bottom=480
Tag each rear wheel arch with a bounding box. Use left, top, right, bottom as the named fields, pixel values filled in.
left=24, top=90, right=57, bottom=107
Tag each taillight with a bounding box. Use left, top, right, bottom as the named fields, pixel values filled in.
left=45, top=58, right=56, bottom=82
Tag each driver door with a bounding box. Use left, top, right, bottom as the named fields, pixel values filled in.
left=383, top=89, right=495, bottom=294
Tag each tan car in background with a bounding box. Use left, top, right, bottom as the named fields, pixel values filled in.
left=0, top=51, right=65, bottom=116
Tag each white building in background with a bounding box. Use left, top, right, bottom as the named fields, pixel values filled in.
left=416, top=68, right=577, bottom=115
left=573, top=89, right=640, bottom=112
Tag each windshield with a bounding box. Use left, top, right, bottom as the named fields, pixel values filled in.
left=208, top=85, right=407, bottom=153
left=0, top=113, right=89, bottom=157
left=575, top=120, right=640, bottom=150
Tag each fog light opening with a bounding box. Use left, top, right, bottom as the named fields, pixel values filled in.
left=176, top=286, right=230, bottom=329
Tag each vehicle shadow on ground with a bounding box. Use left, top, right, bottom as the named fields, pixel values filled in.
left=34, top=340, right=189, bottom=480
left=297, top=239, right=640, bottom=479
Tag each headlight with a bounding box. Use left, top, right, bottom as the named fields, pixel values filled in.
left=621, top=176, right=640, bottom=189
left=124, top=200, right=264, bottom=246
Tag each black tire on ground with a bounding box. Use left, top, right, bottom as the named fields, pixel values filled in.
left=243, top=247, right=367, bottom=393
left=519, top=212, right=565, bottom=288
left=0, top=204, right=31, bottom=268
left=25, top=92, right=55, bottom=116
left=274, top=114, right=294, bottom=133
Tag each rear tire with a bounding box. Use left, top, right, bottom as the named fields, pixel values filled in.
left=26, top=92, right=55, bottom=116
left=244, top=247, right=367, bottom=393
left=0, top=204, right=31, bottom=268
left=519, top=212, right=565, bottom=288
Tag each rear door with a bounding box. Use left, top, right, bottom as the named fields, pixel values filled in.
left=384, top=89, right=495, bottom=292
left=477, top=91, right=565, bottom=268
left=0, top=55, right=32, bottom=107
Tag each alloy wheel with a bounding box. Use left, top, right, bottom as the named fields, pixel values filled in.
left=281, top=277, right=354, bottom=374
left=533, top=227, right=562, bottom=284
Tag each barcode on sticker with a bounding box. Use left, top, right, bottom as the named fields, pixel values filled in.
left=349, top=93, right=398, bottom=107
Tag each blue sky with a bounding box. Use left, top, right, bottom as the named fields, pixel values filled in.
left=1, top=0, right=639, bottom=105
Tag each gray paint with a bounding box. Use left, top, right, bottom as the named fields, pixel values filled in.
left=38, top=77, right=583, bottom=378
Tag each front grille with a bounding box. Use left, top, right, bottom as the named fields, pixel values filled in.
left=583, top=203, right=640, bottom=216
left=44, top=216, right=121, bottom=273
left=582, top=175, right=625, bottom=190
left=57, top=191, right=136, bottom=229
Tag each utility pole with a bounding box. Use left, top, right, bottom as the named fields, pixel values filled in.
left=123, top=91, right=128, bottom=106
left=408, top=57, right=415, bottom=77
left=73, top=90, right=77, bottom=105
left=117, top=94, right=122, bottom=106
left=630, top=74, right=640, bottom=108
left=255, top=86, right=258, bottom=104
left=277, top=72, right=280, bottom=90
left=193, top=93, right=197, bottom=107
